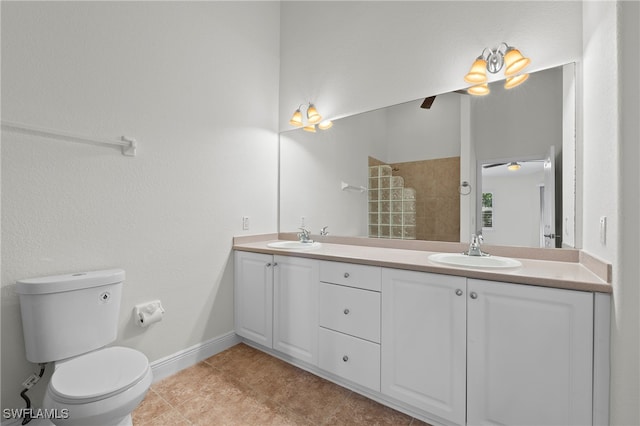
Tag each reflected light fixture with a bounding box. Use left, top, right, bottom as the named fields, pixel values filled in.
left=318, top=120, right=333, bottom=130
left=289, top=103, right=333, bottom=132
left=467, top=84, right=490, bottom=96
left=507, top=161, right=521, bottom=171
left=504, top=73, right=530, bottom=89
left=464, top=42, right=531, bottom=95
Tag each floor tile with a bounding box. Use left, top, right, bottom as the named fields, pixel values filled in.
left=134, top=343, right=428, bottom=425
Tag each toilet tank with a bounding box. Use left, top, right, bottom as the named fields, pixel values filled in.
left=15, top=269, right=125, bottom=363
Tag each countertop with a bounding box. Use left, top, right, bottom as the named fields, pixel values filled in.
left=233, top=238, right=612, bottom=294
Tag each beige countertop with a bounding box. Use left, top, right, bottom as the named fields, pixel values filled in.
left=233, top=237, right=612, bottom=294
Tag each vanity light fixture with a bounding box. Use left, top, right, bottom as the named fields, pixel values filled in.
left=464, top=43, right=531, bottom=95
left=289, top=103, right=333, bottom=132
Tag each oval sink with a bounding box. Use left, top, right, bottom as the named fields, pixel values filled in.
left=428, top=252, right=522, bottom=269
left=266, top=241, right=322, bottom=250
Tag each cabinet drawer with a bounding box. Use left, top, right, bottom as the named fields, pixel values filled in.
left=319, top=282, right=380, bottom=343
left=319, top=327, right=380, bottom=392
left=320, top=261, right=381, bottom=291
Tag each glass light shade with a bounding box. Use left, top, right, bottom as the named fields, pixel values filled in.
left=318, top=120, right=333, bottom=130
left=507, top=162, right=521, bottom=171
left=307, top=104, right=322, bottom=124
left=289, top=109, right=303, bottom=127
left=303, top=124, right=317, bottom=133
left=504, top=73, right=529, bottom=89
left=467, top=84, right=490, bottom=96
left=464, top=58, right=488, bottom=84
left=504, top=48, right=530, bottom=76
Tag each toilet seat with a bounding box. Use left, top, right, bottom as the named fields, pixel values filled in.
left=49, top=347, right=150, bottom=404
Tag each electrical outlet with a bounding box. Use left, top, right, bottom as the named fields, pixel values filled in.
left=242, top=216, right=250, bottom=230
left=599, top=216, right=606, bottom=245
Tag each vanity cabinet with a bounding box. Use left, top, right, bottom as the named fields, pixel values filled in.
left=466, top=279, right=594, bottom=426
left=381, top=268, right=467, bottom=425
left=234, top=251, right=319, bottom=365
left=318, top=261, right=382, bottom=391
left=235, top=250, right=605, bottom=426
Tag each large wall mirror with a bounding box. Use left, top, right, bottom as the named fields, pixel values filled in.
left=279, top=63, right=577, bottom=249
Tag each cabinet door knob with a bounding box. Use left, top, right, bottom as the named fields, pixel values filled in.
left=342, top=355, right=349, bottom=362
left=344, top=272, right=350, bottom=278
left=470, top=292, right=478, bottom=299
left=266, top=263, right=272, bottom=267
left=343, top=308, right=350, bottom=315
left=273, top=262, right=278, bottom=267
left=455, top=289, right=463, bottom=296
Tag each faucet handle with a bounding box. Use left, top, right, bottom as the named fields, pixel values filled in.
left=320, top=226, right=329, bottom=236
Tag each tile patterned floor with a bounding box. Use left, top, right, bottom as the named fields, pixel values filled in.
left=133, top=343, right=431, bottom=425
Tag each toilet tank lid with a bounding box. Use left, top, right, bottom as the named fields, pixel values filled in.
left=15, top=269, right=125, bottom=295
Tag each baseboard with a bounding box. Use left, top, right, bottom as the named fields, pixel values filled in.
left=149, top=331, right=240, bottom=383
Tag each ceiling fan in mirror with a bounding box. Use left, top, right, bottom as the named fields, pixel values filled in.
left=420, top=90, right=468, bottom=109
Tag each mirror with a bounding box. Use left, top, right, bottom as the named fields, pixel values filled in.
left=279, top=64, right=576, bottom=248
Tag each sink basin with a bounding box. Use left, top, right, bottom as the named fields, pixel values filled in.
left=266, top=241, right=322, bottom=250
left=428, top=253, right=522, bottom=269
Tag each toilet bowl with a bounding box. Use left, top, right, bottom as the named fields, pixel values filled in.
left=15, top=269, right=152, bottom=426
left=43, top=347, right=152, bottom=426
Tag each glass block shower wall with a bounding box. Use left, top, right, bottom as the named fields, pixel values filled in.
left=368, top=165, right=416, bottom=239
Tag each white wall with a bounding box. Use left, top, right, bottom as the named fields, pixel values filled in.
left=279, top=1, right=582, bottom=131
left=618, top=2, right=640, bottom=423
left=1, top=1, right=280, bottom=411
left=582, top=2, right=640, bottom=424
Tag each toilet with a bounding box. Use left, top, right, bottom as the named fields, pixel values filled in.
left=16, top=269, right=152, bottom=426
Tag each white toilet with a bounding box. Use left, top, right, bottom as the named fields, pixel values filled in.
left=16, top=269, right=152, bottom=426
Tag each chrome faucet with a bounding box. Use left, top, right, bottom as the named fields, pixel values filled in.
left=465, top=233, right=489, bottom=257
left=297, top=227, right=314, bottom=243
left=320, top=226, right=329, bottom=236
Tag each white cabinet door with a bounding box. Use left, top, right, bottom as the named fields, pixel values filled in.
left=273, top=256, right=319, bottom=365
left=467, top=279, right=593, bottom=426
left=381, top=269, right=467, bottom=425
left=234, top=251, right=273, bottom=348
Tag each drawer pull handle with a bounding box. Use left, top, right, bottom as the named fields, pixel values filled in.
left=344, top=272, right=350, bottom=278
left=455, top=289, right=463, bottom=296
left=342, top=355, right=349, bottom=362
left=343, top=308, right=350, bottom=315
